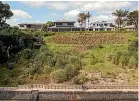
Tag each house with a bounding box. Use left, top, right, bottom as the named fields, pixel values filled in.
left=89, top=21, right=114, bottom=31
left=18, top=23, right=43, bottom=30
left=123, top=25, right=136, bottom=31
left=48, top=20, right=83, bottom=32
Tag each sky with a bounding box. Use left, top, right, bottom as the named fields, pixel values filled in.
left=3, top=1, right=138, bottom=26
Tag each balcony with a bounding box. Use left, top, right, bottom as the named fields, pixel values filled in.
left=55, top=25, right=74, bottom=27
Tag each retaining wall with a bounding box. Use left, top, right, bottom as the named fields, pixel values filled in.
left=0, top=90, right=138, bottom=101
left=0, top=85, right=138, bottom=101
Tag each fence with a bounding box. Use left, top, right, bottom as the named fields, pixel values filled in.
left=17, top=84, right=138, bottom=90
left=0, top=87, right=17, bottom=91
left=0, top=84, right=137, bottom=91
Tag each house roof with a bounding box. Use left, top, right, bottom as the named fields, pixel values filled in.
left=54, top=20, right=75, bottom=23
left=91, top=21, right=111, bottom=24
left=123, top=25, right=135, bottom=29
left=48, top=26, right=82, bottom=29
left=18, top=23, right=43, bottom=25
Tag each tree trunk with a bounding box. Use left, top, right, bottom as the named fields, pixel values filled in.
left=134, top=22, right=138, bottom=30
left=88, top=18, right=89, bottom=31
left=84, top=20, right=86, bottom=31
left=118, top=18, right=120, bottom=32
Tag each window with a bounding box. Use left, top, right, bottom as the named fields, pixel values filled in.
left=63, top=23, right=67, bottom=26
left=95, top=29, right=98, bottom=31
left=99, top=24, right=103, bottom=27
left=27, top=25, right=31, bottom=28
left=68, top=23, right=74, bottom=25
left=104, top=24, right=107, bottom=26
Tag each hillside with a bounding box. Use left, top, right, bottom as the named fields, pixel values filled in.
left=0, top=31, right=138, bottom=86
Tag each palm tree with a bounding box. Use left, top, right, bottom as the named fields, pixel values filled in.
left=115, top=18, right=123, bottom=31
left=86, top=12, right=92, bottom=31
left=112, top=9, right=129, bottom=31
left=121, top=9, right=129, bottom=26
left=77, top=18, right=82, bottom=31
left=77, top=13, right=87, bottom=29
left=112, top=9, right=123, bottom=31
left=127, top=10, right=138, bottom=30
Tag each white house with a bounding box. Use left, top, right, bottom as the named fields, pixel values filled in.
left=123, top=25, right=136, bottom=31
left=48, top=20, right=84, bottom=32
left=89, top=21, right=114, bottom=31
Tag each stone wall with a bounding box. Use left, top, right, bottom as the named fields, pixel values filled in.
left=0, top=90, right=137, bottom=101
left=0, top=85, right=138, bottom=101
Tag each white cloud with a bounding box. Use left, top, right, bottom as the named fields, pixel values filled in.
left=80, top=1, right=132, bottom=12
left=22, top=1, right=69, bottom=11
left=22, top=1, right=132, bottom=12
left=6, top=9, right=32, bottom=26
left=64, top=10, right=80, bottom=20
left=12, top=9, right=32, bottom=18
left=22, top=1, right=47, bottom=8
left=90, top=15, right=116, bottom=23
left=46, top=2, right=69, bottom=11
left=51, top=13, right=56, bottom=16
left=35, top=20, right=43, bottom=23
left=7, top=18, right=19, bottom=26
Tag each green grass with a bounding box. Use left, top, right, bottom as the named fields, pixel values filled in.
left=43, top=31, right=138, bottom=85
left=0, top=31, right=137, bottom=86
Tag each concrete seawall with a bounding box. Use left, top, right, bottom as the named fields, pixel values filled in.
left=0, top=90, right=138, bottom=101
left=0, top=85, right=138, bottom=101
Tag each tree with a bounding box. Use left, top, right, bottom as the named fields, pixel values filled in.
left=112, top=9, right=124, bottom=31
left=41, top=23, right=48, bottom=31
left=77, top=18, right=82, bottom=27
left=77, top=13, right=87, bottom=29
left=41, top=21, right=54, bottom=31
left=121, top=9, right=129, bottom=26
left=127, top=10, right=138, bottom=30
left=112, top=9, right=129, bottom=31
left=46, top=21, right=54, bottom=27
left=0, top=1, right=13, bottom=28
left=86, top=12, right=92, bottom=31
left=115, top=17, right=123, bottom=31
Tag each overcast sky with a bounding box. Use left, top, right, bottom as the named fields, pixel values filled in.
left=3, top=1, right=138, bottom=26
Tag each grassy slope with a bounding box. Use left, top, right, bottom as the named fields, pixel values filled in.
left=0, top=31, right=137, bottom=86
left=44, top=31, right=138, bottom=85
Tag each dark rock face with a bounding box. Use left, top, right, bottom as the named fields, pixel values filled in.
left=0, top=91, right=137, bottom=101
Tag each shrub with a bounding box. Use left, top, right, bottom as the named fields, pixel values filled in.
left=128, top=39, right=138, bottom=54
left=43, top=66, right=53, bottom=74
left=51, top=69, right=67, bottom=83
left=22, top=49, right=33, bottom=59
left=54, top=55, right=67, bottom=68
left=65, top=64, right=78, bottom=79
left=46, top=56, right=56, bottom=67
left=128, top=56, right=138, bottom=69
left=73, top=73, right=88, bottom=85
left=69, top=56, right=82, bottom=69
left=90, top=55, right=99, bottom=65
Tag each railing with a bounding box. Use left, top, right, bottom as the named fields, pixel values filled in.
left=0, top=87, right=18, bottom=91
left=0, top=84, right=137, bottom=91
left=17, top=84, right=138, bottom=90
